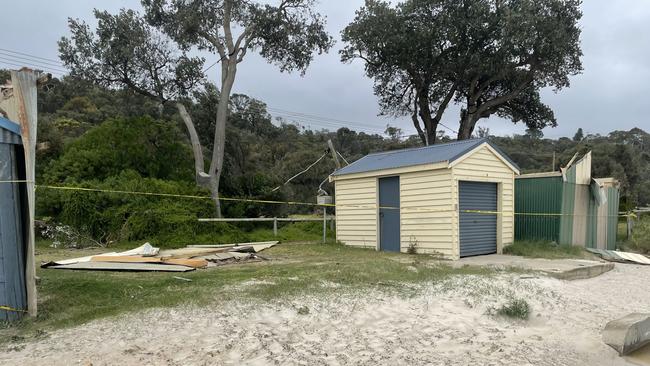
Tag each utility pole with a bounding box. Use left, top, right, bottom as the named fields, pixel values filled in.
left=327, top=139, right=341, bottom=170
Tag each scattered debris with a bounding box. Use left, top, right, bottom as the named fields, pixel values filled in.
left=172, top=276, right=192, bottom=282
left=46, top=262, right=195, bottom=272
left=297, top=306, right=310, bottom=315
left=187, top=241, right=278, bottom=249
left=42, top=241, right=277, bottom=272
left=586, top=249, right=650, bottom=265
left=603, top=313, right=650, bottom=356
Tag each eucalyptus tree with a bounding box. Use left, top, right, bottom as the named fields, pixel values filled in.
left=60, top=1, right=332, bottom=216
left=342, top=0, right=583, bottom=143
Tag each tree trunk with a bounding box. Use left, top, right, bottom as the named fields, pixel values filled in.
left=175, top=102, right=211, bottom=186
left=416, top=93, right=437, bottom=146
left=458, top=112, right=479, bottom=140
left=208, top=61, right=238, bottom=218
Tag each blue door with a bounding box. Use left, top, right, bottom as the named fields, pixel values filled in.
left=459, top=181, right=498, bottom=257
left=379, top=176, right=400, bottom=252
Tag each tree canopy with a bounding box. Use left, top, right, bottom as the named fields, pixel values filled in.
left=342, top=0, right=583, bottom=143
left=59, top=0, right=333, bottom=217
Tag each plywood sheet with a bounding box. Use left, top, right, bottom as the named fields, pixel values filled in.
left=47, top=262, right=195, bottom=272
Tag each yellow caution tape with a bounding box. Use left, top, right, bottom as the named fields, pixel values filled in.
left=10, top=184, right=628, bottom=218
left=0, top=305, right=27, bottom=313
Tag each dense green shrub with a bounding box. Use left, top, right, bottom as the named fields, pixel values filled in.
left=37, top=170, right=216, bottom=245
left=43, top=116, right=193, bottom=183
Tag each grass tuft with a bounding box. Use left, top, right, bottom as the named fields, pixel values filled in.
left=496, top=298, right=530, bottom=320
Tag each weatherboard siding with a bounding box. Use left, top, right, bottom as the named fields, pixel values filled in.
left=452, top=146, right=516, bottom=253
left=400, top=168, right=455, bottom=256
left=334, top=177, right=378, bottom=248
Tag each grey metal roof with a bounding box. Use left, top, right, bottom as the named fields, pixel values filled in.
left=331, top=138, right=519, bottom=176
left=0, top=116, right=22, bottom=145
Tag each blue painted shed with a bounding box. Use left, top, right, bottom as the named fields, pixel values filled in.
left=0, top=116, right=27, bottom=321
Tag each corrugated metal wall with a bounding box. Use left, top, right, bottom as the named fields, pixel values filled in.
left=516, top=165, right=620, bottom=250
left=515, top=176, right=563, bottom=242
left=459, top=181, right=498, bottom=257
left=606, top=187, right=620, bottom=250
left=0, top=140, right=27, bottom=321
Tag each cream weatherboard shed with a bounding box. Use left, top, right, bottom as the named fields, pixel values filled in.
left=329, top=138, right=520, bottom=259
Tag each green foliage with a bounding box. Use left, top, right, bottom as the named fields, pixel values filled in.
left=573, top=128, right=584, bottom=142
left=142, top=0, right=333, bottom=74
left=59, top=9, right=205, bottom=102
left=44, top=117, right=193, bottom=183
left=503, top=241, right=587, bottom=259
left=342, top=0, right=583, bottom=140
left=496, top=298, right=531, bottom=320
left=37, top=170, right=214, bottom=245
left=630, top=217, right=650, bottom=253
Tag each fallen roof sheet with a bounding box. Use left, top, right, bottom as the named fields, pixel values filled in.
left=46, top=262, right=195, bottom=272
left=587, top=249, right=650, bottom=265
left=90, top=256, right=208, bottom=268
left=42, top=243, right=160, bottom=267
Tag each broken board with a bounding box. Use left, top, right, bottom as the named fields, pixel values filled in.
left=587, top=249, right=650, bottom=265
left=90, top=256, right=208, bottom=268
left=46, top=262, right=195, bottom=272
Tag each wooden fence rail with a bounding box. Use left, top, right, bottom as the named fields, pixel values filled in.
left=198, top=217, right=336, bottom=242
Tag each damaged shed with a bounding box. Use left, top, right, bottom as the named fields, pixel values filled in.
left=330, top=139, right=520, bottom=259
left=515, top=152, right=620, bottom=249
left=0, top=116, right=27, bottom=321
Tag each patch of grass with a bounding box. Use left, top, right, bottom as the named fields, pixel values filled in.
left=503, top=240, right=591, bottom=259
left=4, top=241, right=499, bottom=343
left=496, top=298, right=530, bottom=320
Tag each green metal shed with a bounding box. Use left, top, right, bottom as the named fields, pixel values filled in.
left=515, top=152, right=620, bottom=250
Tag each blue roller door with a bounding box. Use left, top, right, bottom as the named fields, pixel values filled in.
left=459, top=181, right=498, bottom=257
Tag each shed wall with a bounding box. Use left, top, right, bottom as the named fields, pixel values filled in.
left=400, top=168, right=455, bottom=256
left=514, top=176, right=563, bottom=242
left=334, top=177, right=377, bottom=248
left=452, top=145, right=516, bottom=254
left=0, top=143, right=26, bottom=321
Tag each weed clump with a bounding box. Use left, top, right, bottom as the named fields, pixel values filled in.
left=496, top=298, right=530, bottom=320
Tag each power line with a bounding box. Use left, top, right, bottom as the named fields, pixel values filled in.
left=0, top=60, right=65, bottom=77
left=0, top=48, right=64, bottom=64
left=0, top=55, right=69, bottom=74
left=0, top=56, right=68, bottom=74
left=0, top=48, right=460, bottom=137
left=0, top=51, right=65, bottom=69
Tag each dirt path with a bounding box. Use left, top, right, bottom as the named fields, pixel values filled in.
left=3, top=264, right=650, bottom=366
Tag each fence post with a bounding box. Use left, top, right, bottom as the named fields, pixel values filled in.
left=273, top=218, right=278, bottom=237
left=627, top=214, right=634, bottom=240
left=323, top=208, right=327, bottom=243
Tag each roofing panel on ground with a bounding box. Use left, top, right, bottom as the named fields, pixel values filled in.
left=331, top=138, right=518, bottom=177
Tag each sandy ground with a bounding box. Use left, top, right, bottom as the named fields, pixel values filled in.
left=3, top=264, right=650, bottom=366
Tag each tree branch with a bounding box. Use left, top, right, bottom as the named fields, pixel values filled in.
left=476, top=76, right=534, bottom=116
left=223, top=0, right=235, bottom=54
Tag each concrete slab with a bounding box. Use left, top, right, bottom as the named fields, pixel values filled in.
left=452, top=254, right=614, bottom=280
left=603, top=313, right=650, bottom=356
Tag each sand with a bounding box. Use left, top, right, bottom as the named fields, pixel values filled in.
left=3, top=263, right=650, bottom=366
